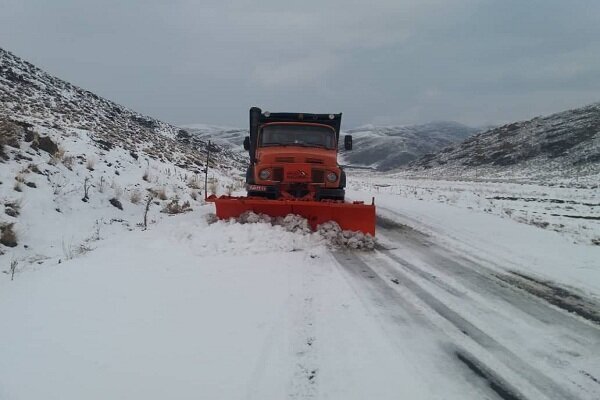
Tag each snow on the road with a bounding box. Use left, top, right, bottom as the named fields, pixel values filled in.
left=1, top=207, right=485, bottom=400
left=2, top=156, right=599, bottom=399
left=348, top=175, right=600, bottom=297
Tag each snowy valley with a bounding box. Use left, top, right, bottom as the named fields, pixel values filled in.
left=1, top=47, right=600, bottom=400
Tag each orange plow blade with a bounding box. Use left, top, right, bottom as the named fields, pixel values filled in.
left=207, top=196, right=376, bottom=235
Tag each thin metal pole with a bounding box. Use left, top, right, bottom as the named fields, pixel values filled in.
left=204, top=140, right=211, bottom=200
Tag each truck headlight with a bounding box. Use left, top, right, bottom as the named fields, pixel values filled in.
left=326, top=172, right=337, bottom=182
left=259, top=169, right=271, bottom=180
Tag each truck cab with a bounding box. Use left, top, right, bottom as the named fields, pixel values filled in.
left=243, top=107, right=352, bottom=201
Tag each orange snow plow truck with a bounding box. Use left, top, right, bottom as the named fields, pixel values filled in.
left=207, top=107, right=376, bottom=235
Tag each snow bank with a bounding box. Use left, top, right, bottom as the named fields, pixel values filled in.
left=316, top=221, right=376, bottom=250
left=347, top=176, right=600, bottom=295
left=211, top=211, right=376, bottom=251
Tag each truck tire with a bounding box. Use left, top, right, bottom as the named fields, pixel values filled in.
left=316, top=188, right=345, bottom=201
left=245, top=166, right=255, bottom=184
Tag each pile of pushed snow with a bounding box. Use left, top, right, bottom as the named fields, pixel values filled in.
left=316, top=221, right=376, bottom=250
left=212, top=211, right=376, bottom=250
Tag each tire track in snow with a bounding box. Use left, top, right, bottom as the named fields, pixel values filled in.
left=454, top=349, right=526, bottom=400
left=288, top=259, right=320, bottom=399
left=338, top=249, right=584, bottom=400
left=375, top=212, right=600, bottom=397
left=377, top=214, right=600, bottom=336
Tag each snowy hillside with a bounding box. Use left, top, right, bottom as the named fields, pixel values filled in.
left=408, top=103, right=600, bottom=181
left=0, top=47, right=244, bottom=262
left=341, top=122, right=479, bottom=171
left=0, top=47, right=245, bottom=173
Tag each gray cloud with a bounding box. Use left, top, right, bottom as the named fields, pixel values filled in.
left=1, top=0, right=599, bottom=128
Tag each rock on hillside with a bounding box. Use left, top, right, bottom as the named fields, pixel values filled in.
left=342, top=122, right=479, bottom=171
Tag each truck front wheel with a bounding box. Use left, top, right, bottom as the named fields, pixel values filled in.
left=316, top=188, right=345, bottom=202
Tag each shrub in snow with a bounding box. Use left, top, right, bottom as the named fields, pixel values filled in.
left=208, top=179, right=218, bottom=195
left=82, top=177, right=92, bottom=202
left=62, top=154, right=75, bottom=170
left=10, top=259, right=18, bottom=280
left=111, top=180, right=123, bottom=199
left=0, top=119, right=24, bottom=161
left=161, top=199, right=192, bottom=215
left=0, top=223, right=18, bottom=247
left=187, top=175, right=202, bottom=189
left=153, top=187, right=168, bottom=200
left=85, top=156, right=95, bottom=171
left=130, top=190, right=142, bottom=204
left=4, top=200, right=21, bottom=218
left=97, top=176, right=106, bottom=193
left=27, top=163, right=41, bottom=174
left=142, top=194, right=155, bottom=230
left=49, top=147, right=67, bottom=166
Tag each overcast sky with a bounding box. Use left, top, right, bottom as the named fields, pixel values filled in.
left=2, top=0, right=600, bottom=128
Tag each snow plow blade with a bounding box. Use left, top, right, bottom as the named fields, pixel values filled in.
left=207, top=196, right=376, bottom=235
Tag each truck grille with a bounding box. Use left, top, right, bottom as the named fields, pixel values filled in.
left=311, top=169, right=325, bottom=183
left=275, top=157, right=295, bottom=163
left=272, top=167, right=284, bottom=181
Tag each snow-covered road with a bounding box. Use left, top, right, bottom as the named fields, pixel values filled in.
left=1, top=199, right=599, bottom=399
left=334, top=214, right=600, bottom=400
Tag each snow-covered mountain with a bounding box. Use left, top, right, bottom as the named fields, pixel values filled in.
left=0, top=47, right=245, bottom=172
left=342, top=122, right=479, bottom=171
left=408, top=103, right=600, bottom=181
left=181, top=123, right=247, bottom=154
left=0, top=47, right=243, bottom=260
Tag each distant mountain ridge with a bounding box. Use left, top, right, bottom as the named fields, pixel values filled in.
left=182, top=120, right=480, bottom=172
left=341, top=122, right=480, bottom=171
left=180, top=124, right=248, bottom=154
left=408, top=103, right=600, bottom=180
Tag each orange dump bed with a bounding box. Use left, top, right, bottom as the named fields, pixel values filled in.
left=207, top=195, right=376, bottom=236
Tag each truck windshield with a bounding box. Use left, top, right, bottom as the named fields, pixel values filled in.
left=259, top=124, right=336, bottom=149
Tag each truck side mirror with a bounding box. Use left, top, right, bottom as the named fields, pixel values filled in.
left=344, top=135, right=352, bottom=150
left=243, top=136, right=250, bottom=150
